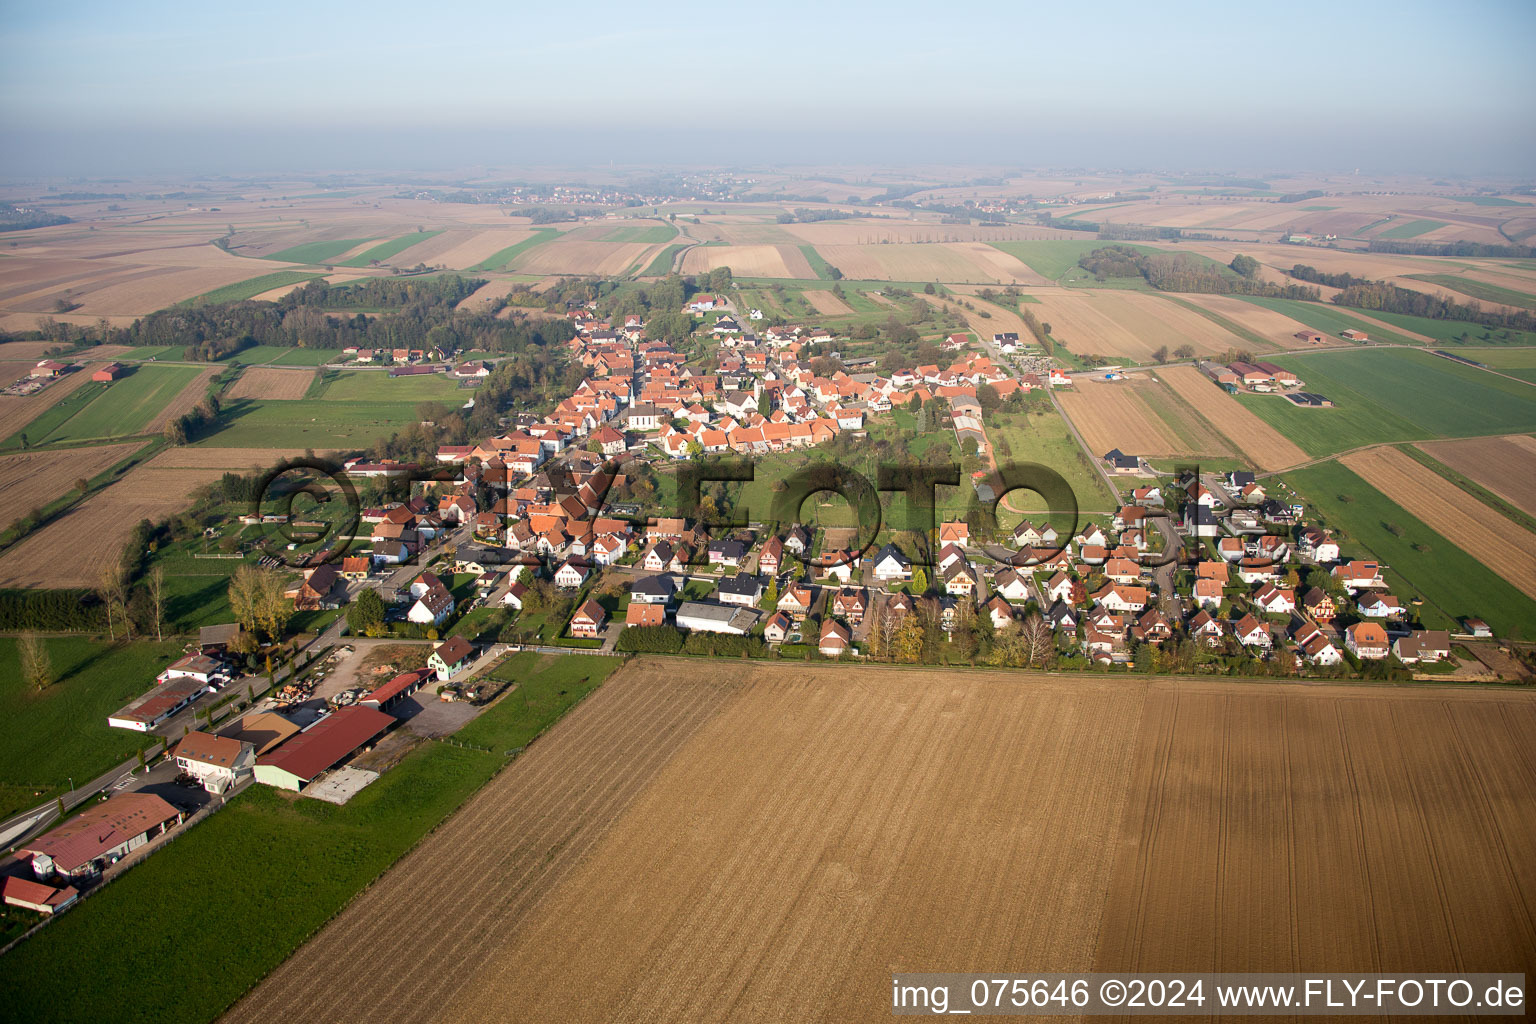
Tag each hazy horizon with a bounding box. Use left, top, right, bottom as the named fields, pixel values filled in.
left=3, top=0, right=1534, bottom=179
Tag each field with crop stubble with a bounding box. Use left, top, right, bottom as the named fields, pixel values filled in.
left=222, top=660, right=1536, bottom=1024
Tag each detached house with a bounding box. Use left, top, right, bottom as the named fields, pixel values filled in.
left=1346, top=621, right=1390, bottom=660
left=569, top=599, right=608, bottom=639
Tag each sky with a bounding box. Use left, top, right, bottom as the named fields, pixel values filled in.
left=2, top=0, right=1533, bottom=178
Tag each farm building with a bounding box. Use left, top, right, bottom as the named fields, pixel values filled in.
left=172, top=731, right=256, bottom=794
left=91, top=362, right=123, bottom=382
left=362, top=668, right=434, bottom=711
left=1341, top=328, right=1368, bottom=341
left=20, top=793, right=184, bottom=883
left=31, top=360, right=69, bottom=378
left=1, top=876, right=78, bottom=915
left=1293, top=329, right=1326, bottom=345
left=219, top=711, right=302, bottom=755
left=254, top=706, right=394, bottom=791
left=107, top=676, right=206, bottom=732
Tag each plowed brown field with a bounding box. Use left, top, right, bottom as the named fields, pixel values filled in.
left=1342, top=446, right=1536, bottom=597
left=800, top=288, right=852, bottom=315
left=1157, top=365, right=1308, bottom=470
left=680, top=244, right=814, bottom=279
left=0, top=442, right=140, bottom=527
left=225, top=367, right=314, bottom=400
left=223, top=662, right=1536, bottom=1024
left=1057, top=377, right=1186, bottom=456
left=1418, top=434, right=1536, bottom=516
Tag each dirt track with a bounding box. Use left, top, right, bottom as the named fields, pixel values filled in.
left=223, top=660, right=1536, bottom=1024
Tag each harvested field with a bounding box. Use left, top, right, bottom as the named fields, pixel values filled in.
left=1418, top=434, right=1536, bottom=515
left=0, top=466, right=224, bottom=586
left=813, top=243, right=1040, bottom=284
left=1176, top=292, right=1321, bottom=347
left=0, top=369, right=94, bottom=440
left=1058, top=377, right=1184, bottom=456
left=427, top=229, right=539, bottom=270
left=799, top=288, right=852, bottom=315
left=782, top=221, right=1081, bottom=246
left=146, top=367, right=220, bottom=431
left=510, top=241, right=658, bottom=277
left=0, top=444, right=322, bottom=586
left=0, top=341, right=65, bottom=361
left=1157, top=365, right=1308, bottom=470
left=680, top=244, right=815, bottom=279
left=1029, top=290, right=1241, bottom=360
left=226, top=659, right=1536, bottom=1024
left=0, top=442, right=140, bottom=527
left=225, top=367, right=315, bottom=401
left=455, top=278, right=531, bottom=311
left=1341, top=446, right=1536, bottom=598
left=221, top=660, right=747, bottom=1024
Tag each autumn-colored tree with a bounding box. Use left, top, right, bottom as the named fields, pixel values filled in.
left=19, top=632, right=52, bottom=691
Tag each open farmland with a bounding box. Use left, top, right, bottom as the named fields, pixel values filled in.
left=201, top=398, right=424, bottom=448
left=316, top=368, right=471, bottom=403
left=1418, top=434, right=1536, bottom=515
left=1286, top=460, right=1536, bottom=634
left=1057, top=377, right=1189, bottom=457
left=0, top=368, right=94, bottom=441
left=225, top=366, right=316, bottom=401
left=510, top=240, right=657, bottom=277
left=8, top=364, right=209, bottom=446
left=1174, top=293, right=1320, bottom=347
left=799, top=288, right=853, bottom=315
left=812, top=243, right=1041, bottom=284
left=1156, top=365, right=1308, bottom=469
left=0, top=442, right=140, bottom=527
left=1238, top=348, right=1536, bottom=457
left=212, top=660, right=1536, bottom=1024
left=1029, top=290, right=1243, bottom=361
left=1340, top=446, right=1536, bottom=598
left=681, top=244, right=816, bottom=279
left=0, top=463, right=228, bottom=587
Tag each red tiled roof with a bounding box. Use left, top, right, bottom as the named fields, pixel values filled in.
left=22, top=793, right=181, bottom=874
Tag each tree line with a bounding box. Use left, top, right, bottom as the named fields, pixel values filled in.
left=1075, top=246, right=1322, bottom=299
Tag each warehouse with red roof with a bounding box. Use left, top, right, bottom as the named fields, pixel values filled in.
left=19, top=792, right=184, bottom=883
left=253, top=705, right=394, bottom=791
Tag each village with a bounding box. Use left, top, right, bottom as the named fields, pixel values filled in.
left=0, top=283, right=1515, bottom=938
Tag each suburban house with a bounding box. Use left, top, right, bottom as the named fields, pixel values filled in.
left=1357, top=592, right=1406, bottom=619
left=21, top=793, right=184, bottom=883
left=1102, top=449, right=1140, bottom=473
left=763, top=611, right=793, bottom=644
left=819, top=618, right=852, bottom=657
left=1393, top=630, right=1451, bottom=664
left=757, top=536, right=783, bottom=575
left=942, top=560, right=977, bottom=596
left=1345, top=621, right=1391, bottom=660
left=428, top=636, right=477, bottom=680
left=1232, top=614, right=1272, bottom=648
left=1092, top=584, right=1148, bottom=613
left=254, top=706, right=394, bottom=791
left=992, top=568, right=1032, bottom=603
left=407, top=577, right=455, bottom=626
left=777, top=583, right=816, bottom=619
left=1300, top=587, right=1336, bottom=620
left=985, top=595, right=1015, bottom=630
left=938, top=521, right=969, bottom=547
left=625, top=603, right=666, bottom=628
left=707, top=538, right=748, bottom=568
left=831, top=587, right=868, bottom=625
left=171, top=731, right=256, bottom=794
left=554, top=559, right=591, bottom=589
left=1332, top=560, right=1384, bottom=592
left=717, top=573, right=765, bottom=607
left=570, top=599, right=608, bottom=638
left=872, top=543, right=912, bottom=582
left=292, top=563, right=341, bottom=610
left=629, top=574, right=677, bottom=605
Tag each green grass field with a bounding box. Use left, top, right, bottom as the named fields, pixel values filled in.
left=640, top=243, right=685, bottom=277
left=0, top=638, right=183, bottom=820
left=262, top=238, right=377, bottom=265
left=1377, top=219, right=1447, bottom=240
left=469, top=229, right=561, bottom=272
left=1235, top=348, right=1536, bottom=457
left=183, top=271, right=324, bottom=306
left=1282, top=460, right=1536, bottom=636
left=3, top=365, right=204, bottom=448
left=338, top=230, right=444, bottom=267
left=227, top=345, right=337, bottom=366
left=1233, top=296, right=1422, bottom=345
left=1405, top=273, right=1536, bottom=311
left=1460, top=347, right=1536, bottom=370
left=598, top=223, right=676, bottom=244
left=1352, top=309, right=1536, bottom=347
left=985, top=408, right=1119, bottom=513
left=799, top=244, right=836, bottom=281
left=315, top=368, right=473, bottom=403
left=988, top=240, right=1153, bottom=281
left=121, top=345, right=187, bottom=361
left=0, top=653, right=619, bottom=1024
left=198, top=398, right=430, bottom=448
left=1457, top=196, right=1532, bottom=207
